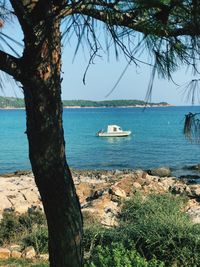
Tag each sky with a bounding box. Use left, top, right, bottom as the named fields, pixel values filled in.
left=0, top=16, right=198, bottom=106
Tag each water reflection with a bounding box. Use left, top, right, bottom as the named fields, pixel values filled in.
left=104, top=136, right=132, bottom=144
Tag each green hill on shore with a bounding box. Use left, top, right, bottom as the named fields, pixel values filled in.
left=0, top=96, right=24, bottom=108
left=0, top=96, right=170, bottom=108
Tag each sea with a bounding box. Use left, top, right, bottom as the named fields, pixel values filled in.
left=0, top=106, right=200, bottom=177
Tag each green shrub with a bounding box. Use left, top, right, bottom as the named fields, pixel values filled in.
left=85, top=242, right=164, bottom=267
left=0, top=210, right=47, bottom=251
left=0, top=212, right=22, bottom=243
left=19, top=210, right=46, bottom=230
left=120, top=193, right=200, bottom=266
left=22, top=227, right=48, bottom=254
left=83, top=221, right=123, bottom=255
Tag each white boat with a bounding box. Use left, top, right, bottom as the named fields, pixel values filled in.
left=96, top=125, right=131, bottom=137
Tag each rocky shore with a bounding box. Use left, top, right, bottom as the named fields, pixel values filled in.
left=1, top=167, right=200, bottom=226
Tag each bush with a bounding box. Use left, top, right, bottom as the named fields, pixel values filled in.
left=120, top=193, right=200, bottom=266
left=83, top=222, right=119, bottom=252
left=22, top=227, right=48, bottom=254
left=85, top=242, right=165, bottom=267
left=0, top=212, right=22, bottom=243
left=18, top=210, right=46, bottom=230
left=0, top=210, right=48, bottom=253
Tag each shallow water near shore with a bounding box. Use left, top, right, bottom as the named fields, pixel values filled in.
left=0, top=106, right=200, bottom=176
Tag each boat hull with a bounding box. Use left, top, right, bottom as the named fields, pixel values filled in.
left=97, top=131, right=131, bottom=137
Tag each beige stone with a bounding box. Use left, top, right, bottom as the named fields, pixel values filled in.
left=14, top=203, right=30, bottom=214
left=142, top=175, right=153, bottom=186
left=191, top=188, right=200, bottom=197
left=101, top=214, right=118, bottom=227
left=0, top=195, right=12, bottom=212
left=110, top=186, right=126, bottom=198
left=159, top=178, right=174, bottom=190
left=22, top=246, right=36, bottom=259
left=150, top=167, right=171, bottom=177
left=187, top=206, right=200, bottom=224
left=39, top=253, right=49, bottom=261
left=113, top=176, right=135, bottom=195
left=9, top=244, right=22, bottom=252
left=76, top=182, right=95, bottom=203
left=11, top=250, right=22, bottom=258
left=0, top=248, right=11, bottom=259
left=21, top=189, right=40, bottom=204
left=134, top=169, right=145, bottom=178
left=2, top=169, right=200, bottom=230
left=132, top=182, right=142, bottom=190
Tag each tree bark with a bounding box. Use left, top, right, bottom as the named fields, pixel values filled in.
left=10, top=2, right=83, bottom=266
left=22, top=36, right=83, bottom=267
left=24, top=79, right=83, bottom=266
left=24, top=83, right=83, bottom=266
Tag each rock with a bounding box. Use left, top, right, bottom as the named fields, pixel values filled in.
left=76, top=182, right=109, bottom=203
left=0, top=175, right=41, bottom=217
left=0, top=248, right=11, bottom=259
left=134, top=169, right=146, bottom=179
left=190, top=187, right=200, bottom=198
left=142, top=174, right=153, bottom=186
left=179, top=174, right=200, bottom=180
left=170, top=184, right=187, bottom=195
left=112, top=175, right=137, bottom=196
left=149, top=167, right=171, bottom=177
left=188, top=164, right=200, bottom=171
left=113, top=169, right=122, bottom=175
left=82, top=192, right=120, bottom=227
left=14, top=203, right=31, bottom=214
left=81, top=202, right=91, bottom=209
left=21, top=189, right=40, bottom=204
left=101, top=212, right=118, bottom=227
left=2, top=168, right=200, bottom=230
left=22, top=246, right=36, bottom=259
left=0, top=195, right=12, bottom=213
left=187, top=206, right=200, bottom=223
left=86, top=190, right=104, bottom=201
left=132, top=182, right=142, bottom=190
left=110, top=186, right=126, bottom=198
left=72, top=182, right=93, bottom=203
left=39, top=253, right=49, bottom=261
left=101, top=203, right=119, bottom=226
left=14, top=170, right=32, bottom=176
left=158, top=177, right=175, bottom=191
left=11, top=250, right=22, bottom=258
left=185, top=179, right=198, bottom=185
left=9, top=244, right=22, bottom=252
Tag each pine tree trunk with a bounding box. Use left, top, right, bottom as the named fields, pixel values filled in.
left=23, top=83, right=83, bottom=266
left=18, top=9, right=83, bottom=267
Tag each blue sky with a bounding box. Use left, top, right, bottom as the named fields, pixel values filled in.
left=1, top=17, right=197, bottom=106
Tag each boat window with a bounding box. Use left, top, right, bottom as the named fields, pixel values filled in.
left=119, top=127, right=122, bottom=131
left=114, top=127, right=117, bottom=131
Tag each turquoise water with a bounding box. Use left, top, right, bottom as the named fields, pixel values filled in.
left=0, top=106, right=200, bottom=175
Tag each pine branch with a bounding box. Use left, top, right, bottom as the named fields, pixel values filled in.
left=0, top=50, right=21, bottom=81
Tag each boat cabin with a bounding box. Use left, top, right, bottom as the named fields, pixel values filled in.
left=107, top=125, right=123, bottom=133
left=96, top=124, right=131, bottom=137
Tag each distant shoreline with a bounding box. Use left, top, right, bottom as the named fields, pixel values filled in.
left=63, top=104, right=173, bottom=109
left=0, top=107, right=25, bottom=110
left=0, top=96, right=172, bottom=109
left=0, top=104, right=173, bottom=110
